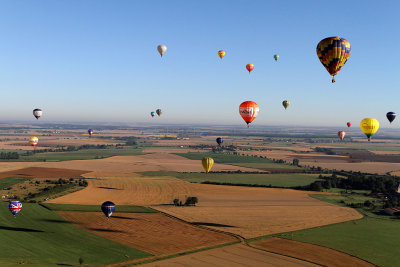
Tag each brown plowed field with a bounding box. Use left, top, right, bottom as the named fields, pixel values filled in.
left=251, top=238, right=374, bottom=267
left=139, top=244, right=318, bottom=267
left=58, top=211, right=236, bottom=255
left=0, top=167, right=87, bottom=179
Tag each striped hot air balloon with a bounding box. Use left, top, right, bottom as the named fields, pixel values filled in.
left=316, top=37, right=351, bottom=83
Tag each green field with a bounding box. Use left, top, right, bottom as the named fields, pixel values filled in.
left=0, top=177, right=32, bottom=189
left=140, top=171, right=321, bottom=187
left=0, top=147, right=144, bottom=162
left=175, top=152, right=301, bottom=170
left=0, top=203, right=151, bottom=266
left=273, top=217, right=400, bottom=267
left=41, top=203, right=158, bottom=213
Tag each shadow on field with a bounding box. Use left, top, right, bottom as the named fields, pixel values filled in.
left=0, top=226, right=44, bottom=232
left=36, top=218, right=80, bottom=224
left=56, top=264, right=73, bottom=266
left=192, top=222, right=237, bottom=228
left=89, top=228, right=126, bottom=233
left=112, top=215, right=139, bottom=220
left=97, top=186, right=122, bottom=190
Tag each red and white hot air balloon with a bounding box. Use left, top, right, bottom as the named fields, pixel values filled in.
left=29, top=136, right=38, bottom=147
left=239, top=101, right=259, bottom=128
left=338, top=131, right=346, bottom=140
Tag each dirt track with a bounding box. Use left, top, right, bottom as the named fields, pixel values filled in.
left=251, top=238, right=374, bottom=267
left=58, top=211, right=236, bottom=255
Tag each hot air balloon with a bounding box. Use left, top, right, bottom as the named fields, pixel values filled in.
left=156, top=109, right=162, bottom=116
left=88, top=129, right=93, bottom=137
left=151, top=112, right=155, bottom=117
left=347, top=122, right=351, bottom=127
left=246, top=64, right=254, bottom=74
left=239, top=101, right=259, bottom=128
left=101, top=201, right=116, bottom=218
left=273, top=54, right=279, bottom=61
left=157, top=45, right=167, bottom=57
left=202, top=157, right=214, bottom=173
left=316, top=37, right=351, bottom=83
left=360, top=118, right=379, bottom=141
left=29, top=136, right=38, bottom=147
left=33, top=109, right=42, bottom=120
left=338, top=131, right=346, bottom=140
left=216, top=137, right=223, bottom=146
left=8, top=201, right=22, bottom=216
left=386, top=112, right=396, bottom=124
left=218, top=50, right=225, bottom=59
left=282, top=100, right=290, bottom=110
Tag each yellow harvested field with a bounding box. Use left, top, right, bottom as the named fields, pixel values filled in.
left=251, top=238, right=374, bottom=267
left=139, top=244, right=318, bottom=267
left=153, top=186, right=362, bottom=238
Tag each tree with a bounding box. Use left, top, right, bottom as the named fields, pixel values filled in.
left=79, top=257, right=84, bottom=266
left=292, top=158, right=299, bottom=166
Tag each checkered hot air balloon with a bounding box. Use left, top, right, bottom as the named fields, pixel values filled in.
left=8, top=201, right=22, bottom=216
left=316, top=37, right=351, bottom=83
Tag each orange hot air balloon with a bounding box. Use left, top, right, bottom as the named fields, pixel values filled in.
left=246, top=64, right=254, bottom=73
left=218, top=50, right=225, bottom=59
left=239, top=101, right=259, bottom=127
left=338, top=131, right=346, bottom=140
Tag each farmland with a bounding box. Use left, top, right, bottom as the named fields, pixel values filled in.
left=140, top=171, right=322, bottom=187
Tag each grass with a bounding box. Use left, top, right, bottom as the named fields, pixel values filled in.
left=41, top=203, right=158, bottom=213
left=175, top=152, right=301, bottom=170
left=139, top=171, right=322, bottom=188
left=0, top=147, right=144, bottom=162
left=0, top=203, right=151, bottom=266
left=0, top=177, right=32, bottom=189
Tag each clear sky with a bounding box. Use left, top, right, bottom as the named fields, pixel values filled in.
left=0, top=0, right=399, bottom=127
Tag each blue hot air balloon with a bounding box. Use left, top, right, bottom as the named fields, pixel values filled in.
left=216, top=137, right=223, bottom=146
left=88, top=129, right=93, bottom=137
left=386, top=112, right=396, bottom=124
left=8, top=201, right=22, bottom=216
left=101, top=201, right=115, bottom=218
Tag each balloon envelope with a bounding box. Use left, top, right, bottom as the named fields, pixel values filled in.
left=246, top=64, right=254, bottom=73
left=29, top=136, right=38, bottom=147
left=216, top=137, right=223, bottom=146
left=282, top=100, right=290, bottom=109
left=273, top=54, right=279, bottom=61
left=239, top=101, right=259, bottom=127
left=157, top=45, right=167, bottom=57
left=156, top=109, right=162, bottom=116
left=316, top=37, right=351, bottom=83
left=8, top=201, right=22, bottom=216
left=347, top=122, right=351, bottom=127
left=33, top=109, right=42, bottom=120
left=360, top=118, right=379, bottom=141
left=88, top=129, right=93, bottom=136
left=151, top=112, right=155, bottom=117
left=218, top=50, right=225, bottom=59
left=338, top=131, right=346, bottom=140
left=386, top=112, right=396, bottom=123
left=101, top=201, right=116, bottom=218
left=202, top=157, right=214, bottom=173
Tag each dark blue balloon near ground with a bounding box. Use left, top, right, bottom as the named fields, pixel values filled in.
left=386, top=112, right=396, bottom=123
left=216, top=137, right=223, bottom=146
left=8, top=201, right=22, bottom=216
left=101, top=201, right=115, bottom=218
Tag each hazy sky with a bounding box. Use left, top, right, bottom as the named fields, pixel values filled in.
left=0, top=1, right=399, bottom=128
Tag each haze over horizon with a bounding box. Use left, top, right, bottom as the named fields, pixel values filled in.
left=1, top=1, right=399, bottom=128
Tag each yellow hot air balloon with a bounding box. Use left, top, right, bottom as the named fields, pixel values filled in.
left=360, top=118, right=379, bottom=141
left=218, top=50, right=225, bottom=59
left=202, top=157, right=214, bottom=173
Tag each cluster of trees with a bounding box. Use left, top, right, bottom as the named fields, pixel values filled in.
left=0, top=152, right=19, bottom=159
left=173, top=196, right=198, bottom=206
